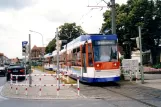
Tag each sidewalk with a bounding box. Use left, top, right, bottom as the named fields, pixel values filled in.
left=1, top=69, right=84, bottom=99
left=138, top=79, right=161, bottom=90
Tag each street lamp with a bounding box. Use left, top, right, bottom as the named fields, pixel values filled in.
left=29, top=30, right=45, bottom=72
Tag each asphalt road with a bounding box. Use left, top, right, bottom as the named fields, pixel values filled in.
left=0, top=75, right=161, bottom=107
left=0, top=76, right=121, bottom=107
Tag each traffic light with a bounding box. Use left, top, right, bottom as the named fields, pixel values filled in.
left=22, top=41, right=28, bottom=56
left=123, top=41, right=131, bottom=59
left=22, top=46, right=26, bottom=53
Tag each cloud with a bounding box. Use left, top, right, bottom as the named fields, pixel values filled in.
left=0, top=0, right=127, bottom=58
left=0, top=0, right=37, bottom=10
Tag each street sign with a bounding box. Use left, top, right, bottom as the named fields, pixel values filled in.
left=122, top=59, right=138, bottom=70
left=22, top=41, right=28, bottom=46
left=22, top=41, right=28, bottom=56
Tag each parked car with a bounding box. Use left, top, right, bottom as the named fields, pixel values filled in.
left=6, top=63, right=25, bottom=81
left=0, top=64, right=7, bottom=76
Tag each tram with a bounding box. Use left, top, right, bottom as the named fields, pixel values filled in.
left=52, top=34, right=120, bottom=83
left=44, top=53, right=53, bottom=71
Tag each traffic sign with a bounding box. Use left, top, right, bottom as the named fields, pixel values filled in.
left=22, top=41, right=28, bottom=56
left=22, top=41, right=28, bottom=46
left=122, top=59, right=138, bottom=70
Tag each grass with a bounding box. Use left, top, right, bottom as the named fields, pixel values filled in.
left=32, top=66, right=77, bottom=84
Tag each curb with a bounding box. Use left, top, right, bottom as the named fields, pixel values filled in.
left=0, top=95, right=85, bottom=100
left=1, top=83, right=86, bottom=100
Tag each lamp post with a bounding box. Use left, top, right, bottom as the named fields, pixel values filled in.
left=29, top=30, right=45, bottom=72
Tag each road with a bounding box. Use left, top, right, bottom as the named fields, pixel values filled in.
left=0, top=75, right=161, bottom=107
left=0, top=76, right=125, bottom=107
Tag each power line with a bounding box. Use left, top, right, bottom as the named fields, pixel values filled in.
left=87, top=0, right=108, bottom=7
left=78, top=0, right=104, bottom=25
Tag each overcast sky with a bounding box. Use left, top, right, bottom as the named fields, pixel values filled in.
left=0, top=0, right=127, bottom=58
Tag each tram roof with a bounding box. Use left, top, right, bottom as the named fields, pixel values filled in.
left=80, top=34, right=117, bottom=41
left=50, top=34, right=118, bottom=56
left=44, top=53, right=52, bottom=58
left=52, top=50, right=57, bottom=56
left=63, top=34, right=117, bottom=48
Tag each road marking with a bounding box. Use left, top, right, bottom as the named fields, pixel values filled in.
left=0, top=86, right=8, bottom=100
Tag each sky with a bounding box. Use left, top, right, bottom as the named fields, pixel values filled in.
left=0, top=0, right=127, bottom=59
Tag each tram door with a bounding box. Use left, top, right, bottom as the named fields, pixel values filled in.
left=81, top=44, right=87, bottom=76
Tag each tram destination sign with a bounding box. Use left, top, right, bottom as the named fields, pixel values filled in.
left=93, top=40, right=116, bottom=45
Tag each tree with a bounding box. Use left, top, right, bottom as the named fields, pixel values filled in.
left=58, top=23, right=85, bottom=43
left=45, top=39, right=56, bottom=54
left=101, top=0, right=161, bottom=64
left=45, top=23, right=85, bottom=53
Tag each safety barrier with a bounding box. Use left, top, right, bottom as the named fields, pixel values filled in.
left=10, top=73, right=80, bottom=96
left=121, top=66, right=141, bottom=83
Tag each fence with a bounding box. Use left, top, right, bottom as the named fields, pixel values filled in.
left=10, top=73, right=80, bottom=96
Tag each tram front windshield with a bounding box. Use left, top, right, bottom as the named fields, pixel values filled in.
left=92, top=40, right=118, bottom=62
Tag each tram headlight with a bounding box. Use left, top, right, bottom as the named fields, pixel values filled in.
left=113, top=62, right=117, bottom=66
left=96, top=64, right=100, bottom=67
left=95, top=63, right=102, bottom=69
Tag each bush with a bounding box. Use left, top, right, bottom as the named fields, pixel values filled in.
left=152, top=63, right=161, bottom=69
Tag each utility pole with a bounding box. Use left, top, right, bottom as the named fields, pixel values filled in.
left=138, top=26, right=144, bottom=84
left=56, top=28, right=60, bottom=90
left=87, top=0, right=116, bottom=34
left=25, top=49, right=27, bottom=75
left=29, top=34, right=32, bottom=87
left=111, top=0, right=116, bottom=34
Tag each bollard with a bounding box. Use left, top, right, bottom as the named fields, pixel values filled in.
left=10, top=74, right=13, bottom=91
left=129, top=70, right=132, bottom=82
left=56, top=76, right=59, bottom=96
left=10, top=74, right=13, bottom=85
left=25, top=75, right=28, bottom=96
left=77, top=76, right=80, bottom=96
left=16, top=76, right=18, bottom=94
left=39, top=77, right=42, bottom=96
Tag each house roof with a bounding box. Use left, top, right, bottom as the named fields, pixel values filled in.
left=0, top=53, right=4, bottom=56
left=31, top=45, right=45, bottom=52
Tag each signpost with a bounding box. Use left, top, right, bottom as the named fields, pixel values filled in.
left=22, top=41, right=28, bottom=56
left=22, top=41, right=28, bottom=76
left=122, top=59, right=139, bottom=82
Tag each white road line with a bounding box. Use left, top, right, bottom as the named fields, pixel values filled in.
left=0, top=86, right=8, bottom=100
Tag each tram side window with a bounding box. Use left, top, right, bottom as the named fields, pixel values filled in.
left=77, top=48, right=81, bottom=66
left=71, top=47, right=81, bottom=66
left=88, top=44, right=93, bottom=67
left=73, top=50, right=77, bottom=66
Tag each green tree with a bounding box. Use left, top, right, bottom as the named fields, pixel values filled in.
left=45, top=23, right=85, bottom=53
left=45, top=39, right=56, bottom=53
left=58, top=23, right=85, bottom=43
left=101, top=0, right=161, bottom=64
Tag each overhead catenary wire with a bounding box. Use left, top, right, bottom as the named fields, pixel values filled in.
left=78, top=0, right=105, bottom=26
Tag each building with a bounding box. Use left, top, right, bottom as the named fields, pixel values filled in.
left=0, top=53, right=10, bottom=65
left=11, top=58, right=19, bottom=64
left=0, top=53, right=4, bottom=65
left=31, top=45, right=45, bottom=61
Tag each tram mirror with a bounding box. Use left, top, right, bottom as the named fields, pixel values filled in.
left=82, top=45, right=86, bottom=53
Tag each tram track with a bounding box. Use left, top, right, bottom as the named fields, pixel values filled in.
left=99, top=84, right=158, bottom=107
left=77, top=81, right=158, bottom=107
